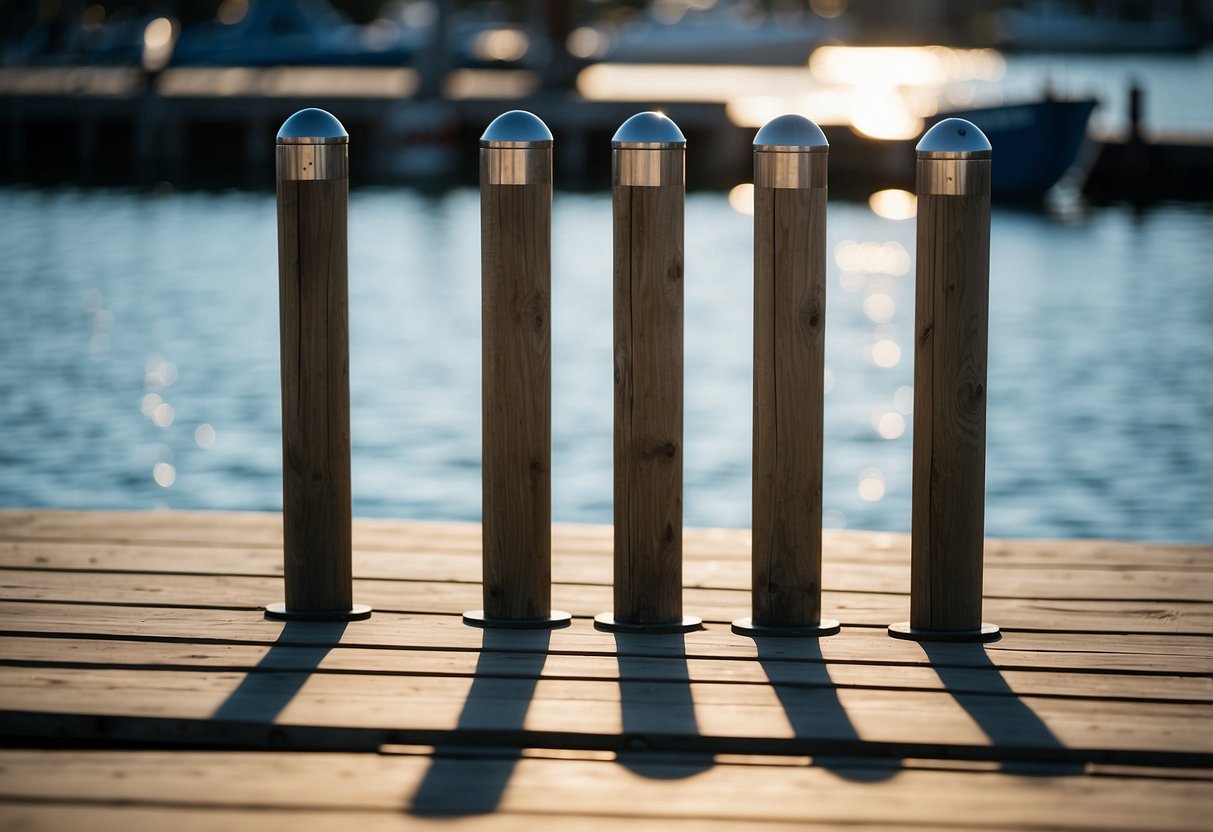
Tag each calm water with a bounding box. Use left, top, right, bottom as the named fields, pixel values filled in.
left=0, top=185, right=1209, bottom=542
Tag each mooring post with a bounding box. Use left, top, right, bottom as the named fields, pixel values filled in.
left=595, top=111, right=701, bottom=634
left=733, top=115, right=839, bottom=638
left=464, top=110, right=571, bottom=630
left=890, top=118, right=998, bottom=642
left=266, top=108, right=370, bottom=622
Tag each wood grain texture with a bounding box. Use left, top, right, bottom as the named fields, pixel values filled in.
left=4, top=635, right=1209, bottom=702
left=4, top=751, right=1210, bottom=831
left=3, top=512, right=1206, bottom=572
left=912, top=192, right=992, bottom=631
left=752, top=185, right=828, bottom=627
left=276, top=178, right=353, bottom=612
left=612, top=182, right=686, bottom=624
left=3, top=601, right=1209, bottom=673
left=0, top=510, right=1209, bottom=831
left=480, top=177, right=552, bottom=619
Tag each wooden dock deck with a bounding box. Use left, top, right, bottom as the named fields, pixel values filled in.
left=0, top=509, right=1209, bottom=830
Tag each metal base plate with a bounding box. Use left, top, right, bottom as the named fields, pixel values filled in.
left=887, top=622, right=1000, bottom=642
left=593, top=613, right=703, bottom=634
left=731, top=617, right=841, bottom=637
left=264, top=603, right=372, bottom=622
left=462, top=609, right=573, bottom=630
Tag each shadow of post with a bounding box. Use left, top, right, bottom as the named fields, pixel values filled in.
left=212, top=620, right=347, bottom=724
left=921, top=642, right=1083, bottom=775
left=410, top=629, right=551, bottom=817
left=613, top=633, right=714, bottom=779
left=753, top=637, right=900, bottom=782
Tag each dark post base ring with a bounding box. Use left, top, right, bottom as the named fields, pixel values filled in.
left=265, top=603, right=372, bottom=622
left=888, top=622, right=1000, bottom=643
left=731, top=617, right=841, bottom=638
left=593, top=612, right=703, bottom=634
left=462, top=609, right=573, bottom=630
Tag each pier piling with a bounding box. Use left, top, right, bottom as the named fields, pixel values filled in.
left=890, top=118, right=998, bottom=643
left=465, top=110, right=570, bottom=630
left=734, top=115, right=839, bottom=638
left=596, top=112, right=701, bottom=634
left=266, top=108, right=370, bottom=622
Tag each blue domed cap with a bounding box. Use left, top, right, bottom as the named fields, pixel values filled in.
left=917, top=118, right=991, bottom=157
left=481, top=110, right=553, bottom=145
left=277, top=108, right=348, bottom=144
left=754, top=114, right=828, bottom=150
left=612, top=111, right=685, bottom=146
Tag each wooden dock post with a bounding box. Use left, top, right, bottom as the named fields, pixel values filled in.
left=595, top=112, right=701, bottom=634
left=733, top=115, right=839, bottom=638
left=266, top=108, right=370, bottom=622
left=890, top=118, right=999, bottom=643
left=464, top=110, right=571, bottom=630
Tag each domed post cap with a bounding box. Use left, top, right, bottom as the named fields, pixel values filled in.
left=481, top=110, right=553, bottom=148
left=613, top=111, right=685, bottom=187
left=480, top=110, right=552, bottom=185
left=916, top=118, right=991, bottom=195
left=754, top=113, right=828, bottom=189
left=754, top=113, right=828, bottom=151
left=277, top=108, right=349, bottom=145
left=276, top=108, right=348, bottom=181
left=612, top=111, right=685, bottom=148
left=917, top=118, right=991, bottom=159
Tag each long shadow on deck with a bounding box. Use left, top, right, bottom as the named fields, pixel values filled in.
left=922, top=642, right=1083, bottom=775
left=212, top=621, right=347, bottom=724
left=614, top=633, right=714, bottom=779
left=753, top=637, right=899, bottom=782
left=410, top=629, right=551, bottom=817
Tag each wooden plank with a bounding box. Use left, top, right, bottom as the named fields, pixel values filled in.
left=1, top=664, right=1209, bottom=762
left=1, top=510, right=1208, bottom=572
left=5, top=566, right=1212, bottom=640
left=2, top=603, right=1207, bottom=674
left=3, top=636, right=1207, bottom=703
left=4, top=537, right=1210, bottom=605
left=3, top=531, right=1208, bottom=603
left=0, top=751, right=1209, bottom=831
left=0, top=806, right=929, bottom=832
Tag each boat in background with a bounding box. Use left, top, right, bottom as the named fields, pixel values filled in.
left=994, top=2, right=1202, bottom=52
left=936, top=97, right=1098, bottom=197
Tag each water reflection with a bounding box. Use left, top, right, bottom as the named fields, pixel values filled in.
left=862, top=292, right=895, bottom=323
left=870, top=339, right=901, bottom=368
left=868, top=189, right=917, bottom=221
left=858, top=469, right=885, bottom=502
left=194, top=423, right=216, bottom=448
left=0, top=188, right=1207, bottom=542
left=727, top=182, right=755, bottom=216
left=152, top=461, right=176, bottom=488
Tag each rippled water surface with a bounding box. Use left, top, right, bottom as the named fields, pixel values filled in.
left=0, top=185, right=1209, bottom=542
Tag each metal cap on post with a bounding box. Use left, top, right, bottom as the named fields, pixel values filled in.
left=275, top=107, right=349, bottom=182
left=267, top=108, right=370, bottom=623
left=466, top=110, right=570, bottom=630
left=611, top=110, right=685, bottom=188
left=478, top=108, right=553, bottom=186
left=751, top=113, right=828, bottom=189
left=890, top=118, right=998, bottom=643
left=914, top=117, right=992, bottom=197
left=734, top=114, right=838, bottom=639
left=596, top=112, right=701, bottom=634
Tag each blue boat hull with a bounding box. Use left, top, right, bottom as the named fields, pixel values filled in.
left=934, top=99, right=1097, bottom=197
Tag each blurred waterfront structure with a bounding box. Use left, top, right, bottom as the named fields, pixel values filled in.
left=0, top=1, right=1210, bottom=198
